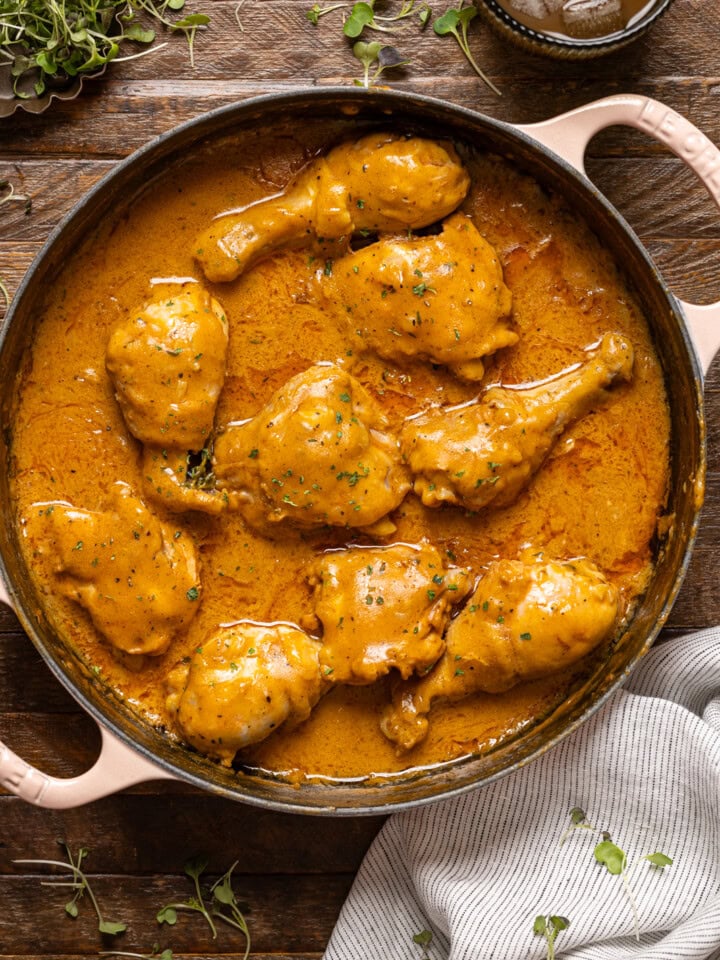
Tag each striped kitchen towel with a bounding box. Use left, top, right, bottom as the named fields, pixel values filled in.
left=324, top=628, right=720, bottom=960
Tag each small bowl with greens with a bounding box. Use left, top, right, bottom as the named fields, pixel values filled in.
left=0, top=0, right=208, bottom=118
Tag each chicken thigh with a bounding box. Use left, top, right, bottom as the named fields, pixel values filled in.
left=106, top=284, right=230, bottom=515
left=306, top=541, right=470, bottom=685
left=194, top=133, right=471, bottom=283
left=324, top=214, right=515, bottom=380
left=402, top=332, right=634, bottom=512
left=381, top=551, right=619, bottom=750
left=42, top=482, right=201, bottom=656
left=166, top=622, right=325, bottom=764
left=213, top=363, right=410, bottom=532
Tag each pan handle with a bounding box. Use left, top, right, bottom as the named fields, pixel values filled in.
left=516, top=94, right=720, bottom=376
left=0, top=724, right=176, bottom=808
left=0, top=587, right=176, bottom=808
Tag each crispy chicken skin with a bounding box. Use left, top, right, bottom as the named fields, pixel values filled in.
left=106, top=284, right=229, bottom=449
left=381, top=551, right=620, bottom=750
left=402, top=332, right=634, bottom=512
left=106, top=284, right=229, bottom=514
left=166, top=622, right=325, bottom=764
left=306, top=542, right=471, bottom=685
left=213, top=363, right=410, bottom=532
left=41, top=482, right=200, bottom=657
left=325, top=213, right=515, bottom=380
left=194, top=133, right=471, bottom=283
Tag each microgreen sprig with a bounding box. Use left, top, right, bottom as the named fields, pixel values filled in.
left=100, top=947, right=173, bottom=960
left=0, top=278, right=10, bottom=312
left=352, top=39, right=408, bottom=87
left=306, top=2, right=348, bottom=25
left=344, top=0, right=407, bottom=37
left=413, top=929, right=433, bottom=958
left=14, top=841, right=127, bottom=936
left=433, top=2, right=500, bottom=95
left=560, top=808, right=674, bottom=942
left=594, top=837, right=673, bottom=941
left=559, top=805, right=596, bottom=845
left=533, top=914, right=569, bottom=960
left=157, top=856, right=251, bottom=958
left=0, top=179, right=31, bottom=213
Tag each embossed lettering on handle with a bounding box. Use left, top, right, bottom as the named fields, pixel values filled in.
left=517, top=94, right=720, bottom=375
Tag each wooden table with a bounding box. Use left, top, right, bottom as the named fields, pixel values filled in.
left=1, top=2, right=719, bottom=957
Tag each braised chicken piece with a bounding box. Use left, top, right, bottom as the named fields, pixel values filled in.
left=106, top=284, right=229, bottom=448
left=166, top=622, right=325, bottom=764
left=41, top=483, right=200, bottom=657
left=106, top=284, right=230, bottom=514
left=213, top=363, right=410, bottom=532
left=381, top=551, right=620, bottom=750
left=306, top=542, right=471, bottom=685
left=325, top=214, right=515, bottom=381
left=403, top=333, right=634, bottom=512
left=195, top=133, right=471, bottom=283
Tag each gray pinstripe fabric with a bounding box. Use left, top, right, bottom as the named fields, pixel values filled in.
left=324, top=629, right=720, bottom=960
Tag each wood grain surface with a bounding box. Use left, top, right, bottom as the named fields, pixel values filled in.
left=1, top=1, right=720, bottom=956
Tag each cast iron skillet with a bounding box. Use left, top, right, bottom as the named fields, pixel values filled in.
left=1, top=90, right=719, bottom=814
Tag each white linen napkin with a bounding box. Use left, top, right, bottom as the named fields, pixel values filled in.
left=324, top=629, right=720, bottom=960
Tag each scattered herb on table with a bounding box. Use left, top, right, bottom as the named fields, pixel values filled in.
left=157, top=855, right=251, bottom=958
left=343, top=0, right=417, bottom=36
left=14, top=841, right=127, bottom=936
left=533, top=914, right=569, bottom=960
left=0, top=0, right=210, bottom=101
left=560, top=807, right=674, bottom=941
left=306, top=2, right=348, bottom=25
left=304, top=0, right=499, bottom=95
left=412, top=929, right=433, bottom=959
left=0, top=178, right=31, bottom=214
left=100, top=948, right=173, bottom=960
left=594, top=837, right=673, bottom=940
left=559, top=804, right=596, bottom=845
left=433, top=2, right=500, bottom=95
left=353, top=40, right=408, bottom=87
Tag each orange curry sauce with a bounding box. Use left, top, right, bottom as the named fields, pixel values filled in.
left=10, top=124, right=670, bottom=782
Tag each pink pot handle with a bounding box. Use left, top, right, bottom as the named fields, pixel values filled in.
left=0, top=586, right=176, bottom=808
left=517, top=94, right=720, bottom=376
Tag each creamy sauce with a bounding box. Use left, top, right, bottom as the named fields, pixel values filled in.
left=10, top=123, right=671, bottom=782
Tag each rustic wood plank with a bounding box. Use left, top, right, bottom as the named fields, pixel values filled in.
left=0, top=873, right=354, bottom=954
left=0, top=796, right=384, bottom=874
left=2, top=77, right=719, bottom=162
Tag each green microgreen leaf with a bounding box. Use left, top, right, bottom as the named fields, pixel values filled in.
left=594, top=839, right=626, bottom=875
left=412, top=928, right=433, bottom=959
left=645, top=852, right=673, bottom=867
left=533, top=914, right=570, bottom=960
left=433, top=2, right=500, bottom=94
left=344, top=1, right=376, bottom=35
left=352, top=40, right=408, bottom=87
